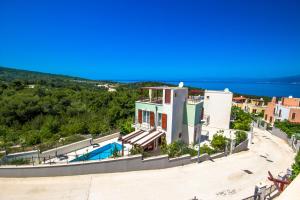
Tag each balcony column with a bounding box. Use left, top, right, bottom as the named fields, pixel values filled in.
left=149, top=89, right=152, bottom=102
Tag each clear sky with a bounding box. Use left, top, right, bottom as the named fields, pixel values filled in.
left=0, top=0, right=300, bottom=80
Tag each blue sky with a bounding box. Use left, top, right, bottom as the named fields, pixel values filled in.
left=0, top=0, right=300, bottom=80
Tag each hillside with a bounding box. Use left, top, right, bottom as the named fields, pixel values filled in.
left=0, top=66, right=270, bottom=155
left=0, top=67, right=141, bottom=154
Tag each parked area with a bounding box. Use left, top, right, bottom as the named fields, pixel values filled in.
left=0, top=127, right=294, bottom=200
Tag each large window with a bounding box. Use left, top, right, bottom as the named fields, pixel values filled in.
left=292, top=113, right=296, bottom=120
left=158, top=113, right=162, bottom=127
left=143, top=111, right=150, bottom=123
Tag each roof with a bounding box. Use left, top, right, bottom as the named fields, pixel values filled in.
left=233, top=96, right=247, bottom=101
left=205, top=89, right=232, bottom=94
left=122, top=129, right=165, bottom=148
left=141, top=86, right=187, bottom=90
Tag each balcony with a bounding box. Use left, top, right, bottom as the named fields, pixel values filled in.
left=138, top=97, right=163, bottom=104
left=187, top=96, right=203, bottom=104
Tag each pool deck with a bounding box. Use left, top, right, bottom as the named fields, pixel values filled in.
left=46, top=137, right=132, bottom=164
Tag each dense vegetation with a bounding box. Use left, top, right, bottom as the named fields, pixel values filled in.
left=235, top=131, right=247, bottom=146
left=0, top=67, right=143, bottom=153
left=274, top=120, right=300, bottom=139
left=291, top=151, right=300, bottom=180
left=210, top=133, right=229, bottom=152
left=161, top=140, right=198, bottom=158
left=230, top=106, right=252, bottom=131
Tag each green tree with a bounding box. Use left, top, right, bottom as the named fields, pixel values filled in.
left=211, top=134, right=229, bottom=152
left=235, top=131, right=247, bottom=146
left=231, top=106, right=252, bottom=131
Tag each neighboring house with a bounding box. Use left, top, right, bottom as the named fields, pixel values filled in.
left=108, top=88, right=116, bottom=92
left=264, top=96, right=300, bottom=124
left=232, top=96, right=266, bottom=114
left=201, top=89, right=233, bottom=139
left=232, top=96, right=247, bottom=109
left=27, top=84, right=35, bottom=89
left=243, top=98, right=266, bottom=114
left=121, top=85, right=203, bottom=151
left=97, top=83, right=117, bottom=92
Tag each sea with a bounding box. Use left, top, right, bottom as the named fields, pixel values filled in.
left=120, top=80, right=300, bottom=97
left=178, top=81, right=300, bottom=97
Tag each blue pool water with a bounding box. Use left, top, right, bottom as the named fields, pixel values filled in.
left=71, top=142, right=123, bottom=162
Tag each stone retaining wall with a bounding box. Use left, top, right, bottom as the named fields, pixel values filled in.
left=232, top=139, right=249, bottom=154
left=271, top=127, right=300, bottom=152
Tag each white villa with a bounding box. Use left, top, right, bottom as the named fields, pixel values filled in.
left=121, top=84, right=233, bottom=151
left=202, top=89, right=233, bottom=139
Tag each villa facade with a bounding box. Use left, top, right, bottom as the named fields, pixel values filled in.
left=201, top=89, right=233, bottom=138
left=264, top=96, right=300, bottom=124
left=122, top=85, right=203, bottom=150
left=121, top=85, right=236, bottom=151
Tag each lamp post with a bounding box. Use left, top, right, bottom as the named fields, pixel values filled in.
left=197, top=122, right=205, bottom=163
left=197, top=134, right=201, bottom=163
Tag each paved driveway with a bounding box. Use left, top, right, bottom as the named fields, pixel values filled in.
left=0, top=128, right=295, bottom=200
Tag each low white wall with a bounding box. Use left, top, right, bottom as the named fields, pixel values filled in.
left=0, top=133, right=249, bottom=177
left=271, top=127, right=300, bottom=152
left=232, top=139, right=249, bottom=153
left=190, top=153, right=210, bottom=162
left=93, top=132, right=120, bottom=143
left=40, top=132, right=120, bottom=159
left=272, top=127, right=289, bottom=142
left=40, top=138, right=92, bottom=159
left=5, top=150, right=39, bottom=161
left=210, top=152, right=227, bottom=159
left=0, top=154, right=194, bottom=177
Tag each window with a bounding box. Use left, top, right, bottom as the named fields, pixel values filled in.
left=165, top=89, right=171, bottom=104
left=143, top=111, right=150, bottom=123
left=162, top=113, right=167, bottom=130
left=253, top=109, right=257, bottom=113
left=292, top=113, right=296, bottom=120
left=174, top=92, right=177, bottom=97
left=138, top=109, right=142, bottom=124
left=158, top=113, right=162, bottom=127
left=279, top=109, right=282, bottom=117
left=265, top=114, right=268, bottom=120
left=273, top=108, right=276, bottom=114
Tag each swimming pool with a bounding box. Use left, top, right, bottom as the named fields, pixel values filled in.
left=71, top=142, right=123, bottom=162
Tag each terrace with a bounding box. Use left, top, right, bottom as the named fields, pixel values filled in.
left=137, top=86, right=169, bottom=105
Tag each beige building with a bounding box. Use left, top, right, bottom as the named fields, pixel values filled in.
left=233, top=96, right=266, bottom=115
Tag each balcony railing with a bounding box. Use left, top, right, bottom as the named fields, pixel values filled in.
left=138, top=97, right=163, bottom=104
left=187, top=96, right=203, bottom=104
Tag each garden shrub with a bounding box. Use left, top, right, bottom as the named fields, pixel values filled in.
left=6, top=158, right=31, bottom=165
left=162, top=140, right=197, bottom=158
left=274, top=120, right=300, bottom=138
left=235, top=131, right=247, bottom=146
left=291, top=151, right=300, bottom=180
left=130, top=145, right=144, bottom=155
left=211, top=134, right=229, bottom=152
left=199, top=144, right=215, bottom=155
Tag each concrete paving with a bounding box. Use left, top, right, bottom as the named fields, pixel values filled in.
left=0, top=127, right=295, bottom=200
